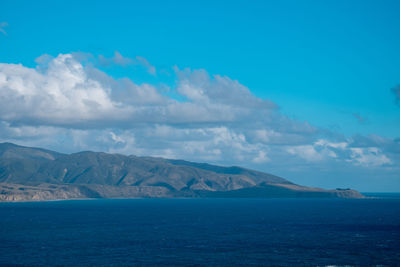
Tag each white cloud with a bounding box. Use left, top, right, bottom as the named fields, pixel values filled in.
left=252, top=129, right=281, bottom=143
left=314, top=139, right=347, bottom=149
left=0, top=54, right=130, bottom=127
left=175, top=67, right=275, bottom=109
left=253, top=150, right=269, bottom=163
left=349, top=147, right=391, bottom=167
left=286, top=138, right=394, bottom=168
left=0, top=53, right=288, bottom=127
left=286, top=139, right=348, bottom=162
left=286, top=145, right=326, bottom=162
left=0, top=53, right=397, bottom=173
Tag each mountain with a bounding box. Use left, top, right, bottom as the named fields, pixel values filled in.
left=0, top=142, right=364, bottom=201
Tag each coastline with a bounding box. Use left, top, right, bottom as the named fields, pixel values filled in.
left=0, top=195, right=375, bottom=203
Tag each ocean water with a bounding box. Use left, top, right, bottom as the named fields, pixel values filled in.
left=1, top=196, right=400, bottom=266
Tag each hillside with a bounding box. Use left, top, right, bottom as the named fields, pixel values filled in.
left=0, top=142, right=364, bottom=201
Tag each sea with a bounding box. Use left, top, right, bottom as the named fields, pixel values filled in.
left=1, top=194, right=400, bottom=266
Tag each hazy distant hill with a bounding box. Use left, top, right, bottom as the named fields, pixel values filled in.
left=0, top=142, right=364, bottom=201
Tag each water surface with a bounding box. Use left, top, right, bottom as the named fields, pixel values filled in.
left=1, top=196, right=400, bottom=266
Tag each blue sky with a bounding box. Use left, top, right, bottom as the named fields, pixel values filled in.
left=1, top=0, right=399, bottom=191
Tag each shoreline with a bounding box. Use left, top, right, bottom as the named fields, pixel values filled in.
left=0, top=195, right=387, bottom=203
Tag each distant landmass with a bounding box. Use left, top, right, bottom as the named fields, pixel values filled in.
left=0, top=142, right=364, bottom=201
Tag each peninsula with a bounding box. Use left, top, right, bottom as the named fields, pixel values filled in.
left=0, top=142, right=364, bottom=201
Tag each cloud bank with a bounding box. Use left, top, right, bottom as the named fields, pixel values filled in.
left=0, top=53, right=398, bottom=175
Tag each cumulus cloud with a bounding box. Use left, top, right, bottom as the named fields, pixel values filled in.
left=0, top=53, right=286, bottom=127
left=0, top=54, right=131, bottom=127
left=0, top=53, right=397, bottom=172
left=0, top=22, right=8, bottom=35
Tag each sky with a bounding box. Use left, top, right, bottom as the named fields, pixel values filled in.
left=0, top=0, right=399, bottom=191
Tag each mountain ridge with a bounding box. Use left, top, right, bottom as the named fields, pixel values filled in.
left=0, top=142, right=364, bottom=201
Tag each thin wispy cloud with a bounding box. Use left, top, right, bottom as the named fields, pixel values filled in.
left=136, top=56, right=156, bottom=75
left=352, top=113, right=368, bottom=124
left=391, top=85, right=400, bottom=106
left=0, top=22, right=8, bottom=35
left=98, top=51, right=133, bottom=67
left=97, top=51, right=156, bottom=75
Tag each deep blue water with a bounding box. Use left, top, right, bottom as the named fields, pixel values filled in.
left=1, top=196, right=400, bottom=266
